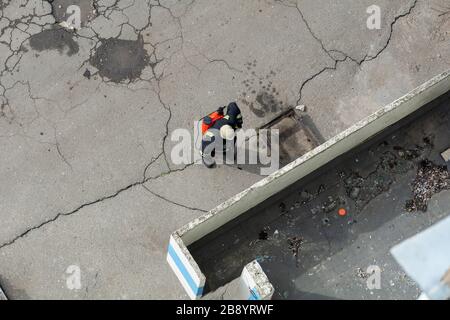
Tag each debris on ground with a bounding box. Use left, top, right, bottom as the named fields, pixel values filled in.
left=405, top=160, right=450, bottom=212
left=296, top=105, right=306, bottom=112
left=311, top=206, right=321, bottom=215
left=259, top=229, right=269, bottom=240
left=322, top=198, right=337, bottom=213
left=344, top=151, right=414, bottom=211
left=273, top=230, right=280, bottom=239
left=321, top=196, right=346, bottom=213
left=287, top=236, right=304, bottom=258
left=356, top=268, right=369, bottom=279
left=83, top=69, right=91, bottom=79
left=349, top=186, right=361, bottom=199
left=317, top=184, right=326, bottom=194
left=299, top=190, right=314, bottom=204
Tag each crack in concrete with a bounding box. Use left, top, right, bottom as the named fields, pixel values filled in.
left=0, top=1, right=54, bottom=78
left=0, top=1, right=212, bottom=252
left=274, top=0, right=419, bottom=104
left=142, top=184, right=208, bottom=213
left=0, top=160, right=201, bottom=251
left=362, top=0, right=419, bottom=63
left=0, top=80, right=76, bottom=170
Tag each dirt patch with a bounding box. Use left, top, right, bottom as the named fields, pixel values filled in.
left=28, top=27, right=79, bottom=56
left=258, top=229, right=269, bottom=240
left=405, top=160, right=450, bottom=212
left=287, top=236, right=303, bottom=258
left=344, top=146, right=424, bottom=211
left=90, top=37, right=149, bottom=83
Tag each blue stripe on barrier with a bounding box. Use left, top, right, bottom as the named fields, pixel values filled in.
left=248, top=287, right=261, bottom=300
left=168, top=243, right=204, bottom=297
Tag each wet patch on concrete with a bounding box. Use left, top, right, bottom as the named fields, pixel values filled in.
left=47, top=0, right=97, bottom=26
left=90, top=37, right=150, bottom=83
left=249, top=91, right=283, bottom=118
left=240, top=61, right=288, bottom=118
left=28, top=27, right=79, bottom=56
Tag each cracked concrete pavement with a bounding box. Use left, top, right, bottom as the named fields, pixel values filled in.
left=0, top=0, right=449, bottom=299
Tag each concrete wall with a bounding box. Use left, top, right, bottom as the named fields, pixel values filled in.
left=202, top=261, right=274, bottom=300
left=241, top=261, right=275, bottom=300
left=166, top=234, right=205, bottom=300
left=168, top=69, right=450, bottom=299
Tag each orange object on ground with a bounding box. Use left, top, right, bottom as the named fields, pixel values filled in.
left=338, top=208, right=347, bottom=216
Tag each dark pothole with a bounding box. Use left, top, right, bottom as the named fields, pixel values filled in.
left=90, top=37, right=150, bottom=83
left=28, top=26, right=79, bottom=56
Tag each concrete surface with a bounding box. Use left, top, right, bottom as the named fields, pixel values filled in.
left=0, top=0, right=449, bottom=299
left=391, top=215, right=450, bottom=300
left=189, top=98, right=450, bottom=299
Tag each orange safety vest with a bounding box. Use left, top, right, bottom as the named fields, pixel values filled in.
left=201, top=111, right=224, bottom=135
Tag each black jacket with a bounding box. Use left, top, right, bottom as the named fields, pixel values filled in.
left=226, top=102, right=243, bottom=129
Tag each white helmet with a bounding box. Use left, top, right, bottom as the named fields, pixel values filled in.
left=220, top=125, right=235, bottom=140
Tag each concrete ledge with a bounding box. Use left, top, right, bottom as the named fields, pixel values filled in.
left=242, top=261, right=274, bottom=300
left=167, top=69, right=450, bottom=299
left=166, top=234, right=205, bottom=300
left=202, top=261, right=274, bottom=300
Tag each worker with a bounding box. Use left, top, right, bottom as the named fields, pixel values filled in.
left=201, top=102, right=243, bottom=168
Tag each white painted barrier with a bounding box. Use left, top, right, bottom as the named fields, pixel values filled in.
left=167, top=70, right=450, bottom=299
left=241, top=261, right=274, bottom=300
left=201, top=260, right=274, bottom=300
left=167, top=234, right=205, bottom=300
